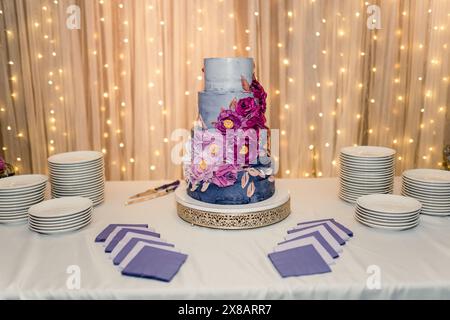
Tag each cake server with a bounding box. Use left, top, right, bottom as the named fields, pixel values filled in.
left=125, top=185, right=179, bottom=206
left=128, top=180, right=180, bottom=200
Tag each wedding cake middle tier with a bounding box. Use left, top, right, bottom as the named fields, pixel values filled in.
left=183, top=57, right=275, bottom=205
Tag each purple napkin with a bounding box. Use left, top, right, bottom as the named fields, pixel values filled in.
left=288, top=223, right=345, bottom=245
left=278, top=231, right=339, bottom=258
left=113, top=237, right=175, bottom=265
left=95, top=224, right=148, bottom=242
left=297, top=219, right=353, bottom=237
left=105, top=229, right=160, bottom=253
left=122, top=246, right=188, bottom=282
left=268, top=245, right=331, bottom=278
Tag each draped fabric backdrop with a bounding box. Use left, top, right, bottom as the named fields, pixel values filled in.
left=0, top=0, right=449, bottom=180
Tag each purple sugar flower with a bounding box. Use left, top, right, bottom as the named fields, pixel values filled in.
left=189, top=160, right=215, bottom=186
left=211, top=164, right=238, bottom=187
left=242, top=110, right=266, bottom=130
left=0, top=156, right=5, bottom=171
left=250, top=78, right=267, bottom=113
left=235, top=97, right=260, bottom=117
left=215, top=109, right=242, bottom=134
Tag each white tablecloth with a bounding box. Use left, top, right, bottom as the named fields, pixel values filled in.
left=1, top=178, right=450, bottom=299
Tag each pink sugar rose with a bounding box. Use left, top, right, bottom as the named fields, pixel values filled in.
left=211, top=164, right=238, bottom=187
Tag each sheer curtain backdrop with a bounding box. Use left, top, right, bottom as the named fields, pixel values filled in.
left=0, top=0, right=449, bottom=180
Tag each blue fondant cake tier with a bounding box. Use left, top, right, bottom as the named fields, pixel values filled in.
left=187, top=170, right=275, bottom=205
left=199, top=91, right=253, bottom=128
left=204, top=57, right=253, bottom=92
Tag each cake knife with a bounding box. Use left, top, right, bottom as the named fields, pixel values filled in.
left=125, top=185, right=179, bottom=206
left=128, top=180, right=180, bottom=200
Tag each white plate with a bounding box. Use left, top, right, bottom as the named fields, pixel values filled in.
left=48, top=151, right=103, bottom=165
left=354, top=214, right=419, bottom=230
left=340, top=162, right=395, bottom=169
left=51, top=189, right=104, bottom=198
left=28, top=197, right=93, bottom=219
left=402, top=181, right=450, bottom=192
left=0, top=195, right=45, bottom=206
left=340, top=175, right=394, bottom=185
left=403, top=169, right=450, bottom=185
left=0, top=184, right=47, bottom=197
left=421, top=209, right=450, bottom=216
left=356, top=194, right=422, bottom=214
left=29, top=218, right=91, bottom=234
left=29, top=213, right=91, bottom=229
left=50, top=173, right=104, bottom=183
left=340, top=162, right=395, bottom=170
left=50, top=180, right=104, bottom=188
left=29, top=206, right=92, bottom=221
left=356, top=204, right=420, bottom=218
left=340, top=181, right=393, bottom=191
left=0, top=175, right=48, bottom=191
left=356, top=209, right=420, bottom=222
left=0, top=212, right=29, bottom=219
left=355, top=206, right=420, bottom=220
left=0, top=216, right=28, bottom=224
left=50, top=178, right=104, bottom=188
left=49, top=160, right=104, bottom=167
left=48, top=165, right=103, bottom=174
left=341, top=146, right=396, bottom=158
left=401, top=182, right=450, bottom=195
left=340, top=157, right=395, bottom=165
left=355, top=210, right=419, bottom=225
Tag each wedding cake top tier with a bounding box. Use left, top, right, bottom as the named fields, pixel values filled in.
left=204, top=57, right=254, bottom=92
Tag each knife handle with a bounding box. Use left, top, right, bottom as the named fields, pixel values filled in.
left=154, top=180, right=180, bottom=191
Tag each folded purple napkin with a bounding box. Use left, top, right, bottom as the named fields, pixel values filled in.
left=113, top=237, right=175, bottom=265
left=121, top=246, right=188, bottom=282
left=297, top=219, right=353, bottom=237
left=105, top=229, right=160, bottom=253
left=95, top=224, right=148, bottom=242
left=288, top=223, right=345, bottom=245
left=268, top=245, right=331, bottom=278
left=278, top=231, right=339, bottom=258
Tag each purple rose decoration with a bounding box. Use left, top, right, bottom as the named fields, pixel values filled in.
left=236, top=97, right=260, bottom=117
left=0, top=157, right=5, bottom=171
left=189, top=160, right=214, bottom=185
left=242, top=110, right=266, bottom=130
left=212, top=164, right=238, bottom=187
left=215, top=109, right=242, bottom=134
left=250, top=78, right=267, bottom=113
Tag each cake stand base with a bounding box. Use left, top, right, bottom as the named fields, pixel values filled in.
left=175, top=186, right=291, bottom=230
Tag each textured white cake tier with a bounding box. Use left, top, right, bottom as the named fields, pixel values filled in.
left=204, top=57, right=253, bottom=92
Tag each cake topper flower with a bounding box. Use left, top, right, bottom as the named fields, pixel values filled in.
left=0, top=156, right=5, bottom=172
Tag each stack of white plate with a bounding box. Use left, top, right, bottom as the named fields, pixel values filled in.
left=28, top=197, right=93, bottom=234
left=339, top=146, right=396, bottom=203
left=0, top=175, right=48, bottom=224
left=355, top=194, right=421, bottom=230
left=402, top=169, right=450, bottom=216
left=48, top=151, right=105, bottom=206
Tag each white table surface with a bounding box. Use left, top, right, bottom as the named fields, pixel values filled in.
left=1, top=178, right=450, bottom=299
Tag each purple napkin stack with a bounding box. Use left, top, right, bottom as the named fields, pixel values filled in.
left=95, top=224, right=187, bottom=282
left=268, top=218, right=353, bottom=278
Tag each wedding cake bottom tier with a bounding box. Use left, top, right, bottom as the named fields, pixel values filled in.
left=187, top=171, right=275, bottom=205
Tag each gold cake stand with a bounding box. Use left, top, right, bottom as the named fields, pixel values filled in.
left=175, top=186, right=291, bottom=230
